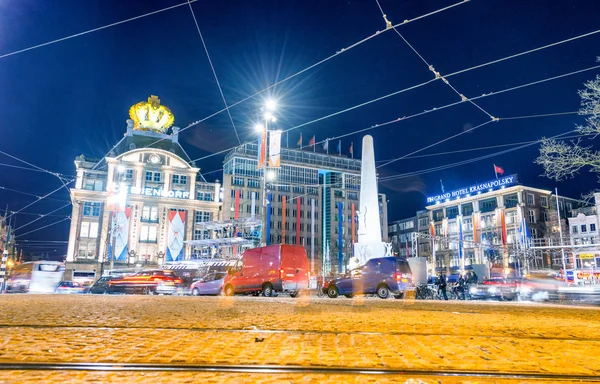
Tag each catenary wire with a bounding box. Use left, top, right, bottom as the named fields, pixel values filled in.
left=140, top=0, right=472, bottom=152
left=0, top=0, right=200, bottom=60
left=379, top=129, right=576, bottom=181
left=374, top=0, right=494, bottom=120
left=5, top=181, right=74, bottom=221
left=187, top=0, right=241, bottom=144
left=499, top=111, right=582, bottom=120
left=14, top=217, right=71, bottom=238
left=13, top=203, right=72, bottom=232
left=0, top=186, right=72, bottom=203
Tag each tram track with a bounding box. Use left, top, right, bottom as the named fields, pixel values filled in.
left=0, top=362, right=598, bottom=381
left=0, top=323, right=598, bottom=343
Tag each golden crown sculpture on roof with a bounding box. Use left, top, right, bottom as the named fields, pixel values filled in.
left=129, top=95, right=174, bottom=133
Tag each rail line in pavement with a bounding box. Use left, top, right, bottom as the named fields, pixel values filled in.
left=1, top=323, right=599, bottom=342
left=0, top=362, right=599, bottom=381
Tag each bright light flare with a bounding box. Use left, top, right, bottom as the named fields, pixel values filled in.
left=116, top=165, right=126, bottom=172
left=267, top=171, right=276, bottom=180
left=255, top=123, right=265, bottom=132
left=265, top=99, right=277, bottom=111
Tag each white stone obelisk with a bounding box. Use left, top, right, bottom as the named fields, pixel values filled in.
left=350, top=135, right=390, bottom=270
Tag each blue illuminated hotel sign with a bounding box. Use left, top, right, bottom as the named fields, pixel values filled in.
left=426, top=174, right=518, bottom=204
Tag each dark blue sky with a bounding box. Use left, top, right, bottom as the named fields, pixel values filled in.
left=1, top=0, right=600, bottom=256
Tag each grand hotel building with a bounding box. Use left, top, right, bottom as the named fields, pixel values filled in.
left=66, top=96, right=221, bottom=272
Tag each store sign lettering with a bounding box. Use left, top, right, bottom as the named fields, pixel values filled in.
left=426, top=175, right=518, bottom=204
left=110, top=185, right=190, bottom=199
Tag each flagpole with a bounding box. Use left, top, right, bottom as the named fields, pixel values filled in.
left=494, top=164, right=498, bottom=179
left=555, top=188, right=568, bottom=284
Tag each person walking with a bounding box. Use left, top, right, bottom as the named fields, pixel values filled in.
left=457, top=274, right=466, bottom=300
left=438, top=273, right=448, bottom=300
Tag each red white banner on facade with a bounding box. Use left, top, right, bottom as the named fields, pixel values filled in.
left=257, top=128, right=267, bottom=169
left=114, top=207, right=131, bottom=261
left=167, top=210, right=186, bottom=262
left=269, top=130, right=281, bottom=167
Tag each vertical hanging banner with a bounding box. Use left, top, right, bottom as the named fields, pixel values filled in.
left=282, top=196, right=287, bottom=244
left=257, top=127, right=267, bottom=169
left=338, top=202, right=343, bottom=273
left=114, top=207, right=131, bottom=261
left=311, top=198, right=315, bottom=273
left=269, top=130, right=282, bottom=167
left=458, top=215, right=463, bottom=260
left=351, top=203, right=356, bottom=244
left=167, top=210, right=186, bottom=262
left=500, top=209, right=507, bottom=246
left=266, top=193, right=272, bottom=246
left=296, top=197, right=301, bottom=245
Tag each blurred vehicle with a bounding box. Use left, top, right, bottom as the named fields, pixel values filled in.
left=223, top=244, right=310, bottom=297
left=518, top=272, right=564, bottom=301
left=5, top=261, right=65, bottom=293
left=55, top=281, right=87, bottom=294
left=88, top=276, right=118, bottom=294
left=190, top=272, right=227, bottom=296
left=72, top=270, right=96, bottom=288
left=322, top=257, right=414, bottom=299
left=108, top=270, right=183, bottom=295
left=469, top=277, right=517, bottom=300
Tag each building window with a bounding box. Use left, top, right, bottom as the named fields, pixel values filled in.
left=528, top=209, right=536, bottom=223
left=432, top=210, right=444, bottom=222
left=196, top=191, right=214, bottom=201
left=530, top=228, right=538, bottom=238
left=80, top=221, right=99, bottom=238
left=230, top=190, right=244, bottom=199
left=232, top=176, right=245, bottom=186
left=572, top=226, right=578, bottom=234
left=193, top=229, right=209, bottom=240
left=461, top=203, right=473, bottom=217
left=504, top=194, right=518, bottom=209
left=540, top=196, right=548, bottom=208
left=479, top=198, right=498, bottom=213
left=581, top=224, right=587, bottom=233
left=446, top=206, right=459, bottom=220
left=141, top=206, right=159, bottom=222
left=543, top=211, right=549, bottom=222
left=591, top=224, right=596, bottom=232
left=124, top=169, right=133, bottom=180
left=172, top=174, right=187, bottom=185
left=140, top=225, right=157, bottom=243
left=248, top=179, right=260, bottom=188
left=195, top=211, right=212, bottom=223
left=526, top=193, right=534, bottom=205
left=418, top=217, right=429, bottom=227
left=145, top=171, right=161, bottom=182
left=84, top=178, right=104, bottom=191
left=83, top=202, right=101, bottom=217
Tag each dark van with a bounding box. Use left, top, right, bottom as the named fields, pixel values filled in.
left=322, top=257, right=414, bottom=299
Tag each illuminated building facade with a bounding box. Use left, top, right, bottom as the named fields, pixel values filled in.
left=66, top=96, right=221, bottom=274
left=222, top=142, right=388, bottom=274
left=390, top=175, right=579, bottom=274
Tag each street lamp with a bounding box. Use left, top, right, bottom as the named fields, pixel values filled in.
left=258, top=100, right=278, bottom=246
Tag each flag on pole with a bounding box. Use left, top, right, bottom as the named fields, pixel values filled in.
left=337, top=140, right=341, bottom=155
left=440, top=179, right=445, bottom=193
left=309, top=135, right=315, bottom=152
left=349, top=142, right=354, bottom=158
left=297, top=133, right=302, bottom=147
left=323, top=139, right=329, bottom=153
left=494, top=164, right=504, bottom=179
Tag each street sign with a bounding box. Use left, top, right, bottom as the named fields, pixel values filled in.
left=579, top=253, right=595, bottom=259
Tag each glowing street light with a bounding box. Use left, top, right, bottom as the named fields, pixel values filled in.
left=265, top=99, right=277, bottom=111
left=267, top=171, right=276, bottom=180
left=255, top=123, right=265, bottom=133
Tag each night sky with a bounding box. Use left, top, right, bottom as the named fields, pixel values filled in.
left=1, top=0, right=600, bottom=257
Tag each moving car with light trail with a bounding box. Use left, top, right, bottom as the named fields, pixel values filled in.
left=468, top=277, right=517, bottom=300
left=108, top=270, right=183, bottom=295
left=190, top=272, right=227, bottom=296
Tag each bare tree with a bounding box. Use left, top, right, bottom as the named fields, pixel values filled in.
left=535, top=63, right=600, bottom=184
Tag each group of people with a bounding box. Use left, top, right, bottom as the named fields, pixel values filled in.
left=435, top=271, right=478, bottom=300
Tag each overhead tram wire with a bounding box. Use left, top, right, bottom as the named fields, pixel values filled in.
left=14, top=217, right=71, bottom=239
left=191, top=34, right=600, bottom=164
left=13, top=203, right=72, bottom=232
left=0, top=162, right=73, bottom=178
left=499, top=111, right=582, bottom=120
left=5, top=181, right=74, bottom=221
left=374, top=0, right=494, bottom=120
left=187, top=0, right=241, bottom=144
left=0, top=0, right=201, bottom=60
left=379, top=129, right=577, bottom=182
left=0, top=186, right=72, bottom=203
left=137, top=0, right=472, bottom=153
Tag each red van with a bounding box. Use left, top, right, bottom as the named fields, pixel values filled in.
left=223, top=244, right=310, bottom=297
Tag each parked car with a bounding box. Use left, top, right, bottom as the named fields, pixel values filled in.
left=223, top=244, right=310, bottom=297
left=109, top=270, right=183, bottom=295
left=190, top=272, right=227, bottom=296
left=469, top=277, right=517, bottom=300
left=322, top=257, right=414, bottom=299
left=88, top=276, right=118, bottom=294
left=55, top=281, right=87, bottom=294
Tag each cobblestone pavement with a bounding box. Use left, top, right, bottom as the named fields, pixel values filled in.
left=0, top=295, right=599, bottom=383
